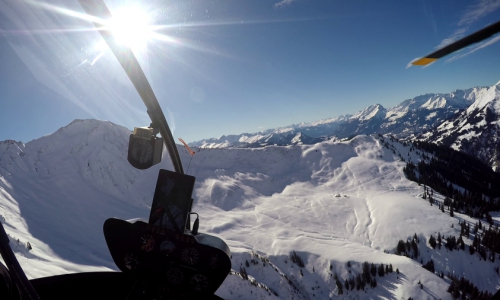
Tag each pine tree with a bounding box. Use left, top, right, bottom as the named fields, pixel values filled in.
left=239, top=266, right=248, bottom=280
left=487, top=213, right=493, bottom=225
left=290, top=251, right=305, bottom=267
left=362, top=262, right=370, bottom=283
left=411, top=239, right=419, bottom=257
left=378, top=264, right=385, bottom=277
left=469, top=243, right=475, bottom=255
left=336, top=279, right=343, bottom=295
left=429, top=235, right=436, bottom=249
left=458, top=235, right=465, bottom=250
left=473, top=234, right=479, bottom=248
left=370, top=263, right=377, bottom=277
left=422, top=259, right=435, bottom=273
left=397, top=240, right=406, bottom=255
left=444, top=197, right=451, bottom=206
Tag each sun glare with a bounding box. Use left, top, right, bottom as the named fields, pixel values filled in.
left=109, top=6, right=152, bottom=49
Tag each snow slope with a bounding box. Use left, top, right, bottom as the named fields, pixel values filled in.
left=0, top=120, right=498, bottom=299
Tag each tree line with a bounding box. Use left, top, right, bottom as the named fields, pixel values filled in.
left=403, top=141, right=500, bottom=218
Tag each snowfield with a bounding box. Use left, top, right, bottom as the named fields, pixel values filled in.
left=0, top=119, right=498, bottom=299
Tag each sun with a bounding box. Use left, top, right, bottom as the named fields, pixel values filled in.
left=109, top=6, right=152, bottom=49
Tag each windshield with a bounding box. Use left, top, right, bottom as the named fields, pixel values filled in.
left=1, top=1, right=500, bottom=299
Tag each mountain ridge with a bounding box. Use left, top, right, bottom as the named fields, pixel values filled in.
left=189, top=85, right=491, bottom=149
left=418, top=82, right=500, bottom=171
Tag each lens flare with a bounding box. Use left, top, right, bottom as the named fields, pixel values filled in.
left=109, top=6, right=152, bottom=49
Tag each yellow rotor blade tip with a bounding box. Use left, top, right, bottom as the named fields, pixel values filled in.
left=412, top=57, right=437, bottom=66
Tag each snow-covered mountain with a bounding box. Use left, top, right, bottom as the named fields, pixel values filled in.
left=333, top=104, right=387, bottom=138
left=349, top=87, right=487, bottom=138
left=417, top=81, right=500, bottom=171
left=191, top=86, right=490, bottom=148
left=1, top=119, right=499, bottom=299
left=190, top=115, right=351, bottom=148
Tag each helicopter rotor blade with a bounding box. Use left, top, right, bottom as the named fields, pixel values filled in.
left=411, top=20, right=500, bottom=66
left=77, top=0, right=184, bottom=174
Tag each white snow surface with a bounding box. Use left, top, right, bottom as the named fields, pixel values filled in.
left=0, top=119, right=498, bottom=299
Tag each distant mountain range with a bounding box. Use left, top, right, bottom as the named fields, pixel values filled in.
left=418, top=81, right=500, bottom=171
left=188, top=115, right=351, bottom=148
left=190, top=81, right=500, bottom=170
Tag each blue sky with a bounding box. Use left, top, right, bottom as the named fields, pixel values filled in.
left=1, top=0, right=500, bottom=143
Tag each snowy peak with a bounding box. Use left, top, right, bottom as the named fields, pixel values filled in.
left=338, top=86, right=491, bottom=139
left=0, top=140, right=25, bottom=157
left=192, top=82, right=498, bottom=149
left=0, top=140, right=27, bottom=173
left=23, top=119, right=132, bottom=174
left=28, top=119, right=129, bottom=151
left=418, top=83, right=500, bottom=170
left=190, top=117, right=347, bottom=148
left=351, top=104, right=386, bottom=121
left=465, top=83, right=500, bottom=114
left=388, top=87, right=486, bottom=115
left=0, top=119, right=169, bottom=202
left=293, top=114, right=351, bottom=128
left=421, top=97, right=448, bottom=109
